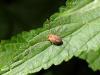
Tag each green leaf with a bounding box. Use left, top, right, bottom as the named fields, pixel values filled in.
left=0, top=0, right=100, bottom=75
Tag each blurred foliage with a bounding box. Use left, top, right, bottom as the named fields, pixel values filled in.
left=34, top=57, right=100, bottom=75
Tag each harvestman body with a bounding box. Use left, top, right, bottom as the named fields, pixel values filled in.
left=48, top=34, right=63, bottom=45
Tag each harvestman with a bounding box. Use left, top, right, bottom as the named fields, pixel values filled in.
left=47, top=19, right=63, bottom=46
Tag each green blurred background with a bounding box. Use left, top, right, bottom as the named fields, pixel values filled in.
left=0, top=0, right=66, bottom=40
left=0, top=0, right=100, bottom=75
